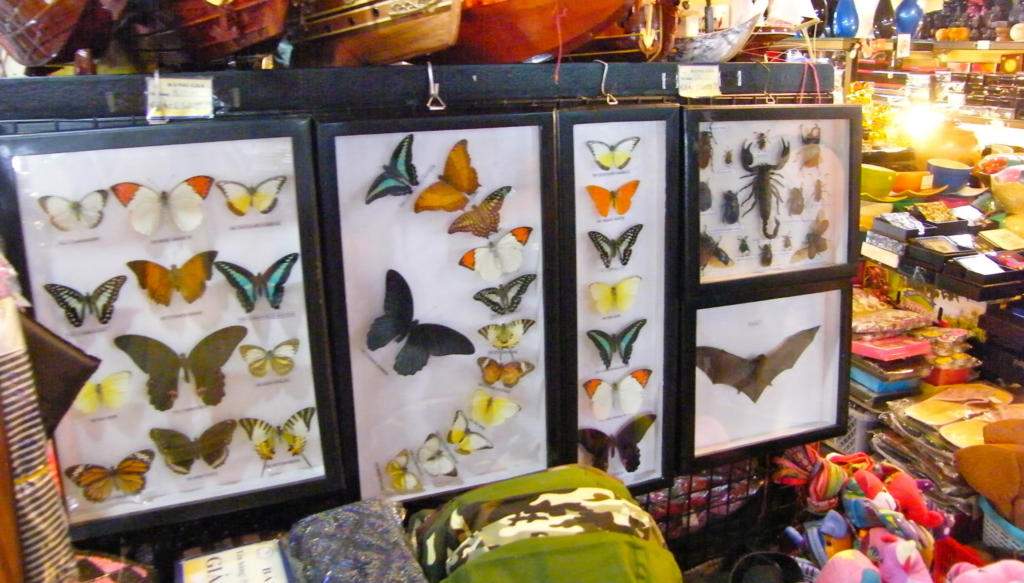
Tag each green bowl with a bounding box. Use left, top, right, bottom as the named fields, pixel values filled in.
left=861, top=164, right=898, bottom=198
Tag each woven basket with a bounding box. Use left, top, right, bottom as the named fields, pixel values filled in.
left=980, top=497, right=1024, bottom=551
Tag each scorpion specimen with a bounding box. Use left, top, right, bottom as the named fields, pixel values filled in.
left=721, top=190, right=739, bottom=224
left=737, top=137, right=790, bottom=239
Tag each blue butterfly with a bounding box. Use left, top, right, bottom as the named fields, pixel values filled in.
left=366, top=134, right=418, bottom=204
left=586, top=319, right=647, bottom=370
left=214, top=253, right=299, bottom=313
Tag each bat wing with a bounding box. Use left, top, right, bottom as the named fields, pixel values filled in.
left=694, top=346, right=763, bottom=402
left=756, top=326, right=820, bottom=391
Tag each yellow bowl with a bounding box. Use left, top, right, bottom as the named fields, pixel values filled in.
left=861, top=164, right=898, bottom=197
left=992, top=180, right=1024, bottom=214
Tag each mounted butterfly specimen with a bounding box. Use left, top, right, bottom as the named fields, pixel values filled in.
left=586, top=319, right=647, bottom=370
left=384, top=449, right=422, bottom=493
left=368, top=269, right=475, bottom=376
left=114, top=326, right=248, bottom=411
left=586, top=180, right=640, bottom=217
left=217, top=176, right=287, bottom=216
left=239, top=407, right=317, bottom=473
left=695, top=326, right=820, bottom=403
left=448, top=186, right=512, bottom=238
left=215, top=253, right=300, bottom=313
left=459, top=226, right=533, bottom=282
left=111, top=176, right=214, bottom=236
left=127, top=250, right=218, bottom=306
left=471, top=389, right=521, bottom=427
left=590, top=276, right=641, bottom=315
left=473, top=274, right=537, bottom=316
left=478, top=357, right=535, bottom=388
left=578, top=412, right=657, bottom=473
left=366, top=134, right=418, bottom=204
left=73, top=371, right=131, bottom=415
left=589, top=224, right=643, bottom=269
left=418, top=433, right=457, bottom=476
left=149, top=420, right=238, bottom=475
left=448, top=410, right=494, bottom=455
left=43, top=275, right=127, bottom=327
left=586, top=137, right=641, bottom=171
left=583, top=369, right=651, bottom=421
left=38, top=189, right=108, bottom=231
left=63, top=449, right=154, bottom=503
left=239, top=338, right=300, bottom=377
left=479, top=319, right=535, bottom=351
left=414, top=139, right=481, bottom=212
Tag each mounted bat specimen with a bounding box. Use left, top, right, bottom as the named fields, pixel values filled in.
left=695, top=326, right=820, bottom=402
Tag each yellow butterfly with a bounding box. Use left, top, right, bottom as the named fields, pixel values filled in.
left=73, top=371, right=131, bottom=415
left=478, top=319, right=535, bottom=350
left=239, top=339, right=300, bottom=377
left=238, top=407, right=317, bottom=466
left=448, top=410, right=494, bottom=454
left=586, top=137, right=641, bottom=171
left=589, top=276, right=642, bottom=315
left=217, top=176, right=286, bottom=216
left=470, top=389, right=521, bottom=427
left=384, top=450, right=422, bottom=492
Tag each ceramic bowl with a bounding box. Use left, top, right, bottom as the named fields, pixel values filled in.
left=992, top=169, right=1024, bottom=214
left=927, top=159, right=972, bottom=193
left=861, top=164, right=898, bottom=197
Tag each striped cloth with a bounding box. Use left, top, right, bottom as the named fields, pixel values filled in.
left=0, top=296, right=76, bottom=583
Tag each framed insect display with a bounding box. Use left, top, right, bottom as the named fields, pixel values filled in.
left=0, top=118, right=342, bottom=538
left=318, top=113, right=558, bottom=501
left=557, top=105, right=680, bottom=489
left=682, top=105, right=861, bottom=293
left=679, top=280, right=850, bottom=467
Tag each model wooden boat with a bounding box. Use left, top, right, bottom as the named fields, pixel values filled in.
left=661, top=10, right=760, bottom=63
left=565, top=0, right=664, bottom=62
left=292, top=0, right=463, bottom=67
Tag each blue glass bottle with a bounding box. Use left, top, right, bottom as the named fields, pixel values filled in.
left=895, top=0, right=924, bottom=35
left=833, top=0, right=860, bottom=37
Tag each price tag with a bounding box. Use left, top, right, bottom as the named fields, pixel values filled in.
left=896, top=34, right=911, bottom=58
left=677, top=65, right=721, bottom=98
left=977, top=40, right=991, bottom=50
left=146, top=76, right=214, bottom=121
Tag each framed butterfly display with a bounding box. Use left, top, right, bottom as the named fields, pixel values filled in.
left=682, top=105, right=861, bottom=292
left=680, top=281, right=850, bottom=467
left=557, top=105, right=680, bottom=487
left=0, top=119, right=342, bottom=537
left=319, top=114, right=557, bottom=501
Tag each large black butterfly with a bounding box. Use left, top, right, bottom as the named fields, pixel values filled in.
left=588, top=224, right=643, bottom=268
left=578, top=413, right=656, bottom=473
left=368, top=270, right=475, bottom=376
left=114, top=326, right=248, bottom=411
left=472, top=274, right=537, bottom=316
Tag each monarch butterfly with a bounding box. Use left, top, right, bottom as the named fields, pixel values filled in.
left=64, top=449, right=155, bottom=503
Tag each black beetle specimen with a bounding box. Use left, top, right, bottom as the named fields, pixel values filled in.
left=787, top=186, right=805, bottom=216
left=782, top=233, right=793, bottom=249
left=759, top=243, right=773, bottom=267
left=738, top=235, right=751, bottom=256
left=698, top=130, right=716, bottom=170
left=721, top=190, right=739, bottom=224
left=699, top=180, right=712, bottom=212
left=754, top=131, right=771, bottom=151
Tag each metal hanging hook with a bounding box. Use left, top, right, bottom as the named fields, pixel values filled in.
left=426, top=62, right=446, bottom=111
left=595, top=60, right=618, bottom=105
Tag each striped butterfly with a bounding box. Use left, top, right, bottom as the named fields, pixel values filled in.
left=472, top=274, right=536, bottom=316
left=367, top=134, right=418, bottom=204
left=239, top=407, right=317, bottom=471
left=215, top=253, right=300, bottom=313
left=43, top=275, right=127, bottom=327
left=64, top=449, right=154, bottom=503
left=586, top=319, right=647, bottom=370
left=588, top=224, right=643, bottom=269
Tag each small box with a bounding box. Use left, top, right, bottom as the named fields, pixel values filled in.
left=972, top=62, right=998, bottom=74
left=979, top=308, right=1024, bottom=351
left=872, top=216, right=933, bottom=241
left=904, top=238, right=976, bottom=269
left=177, top=540, right=294, bottom=583
left=851, top=354, right=930, bottom=381
left=866, top=230, right=908, bottom=256
left=934, top=272, right=1024, bottom=301
left=851, top=365, right=923, bottom=393
left=942, top=256, right=1024, bottom=285
left=1002, top=54, right=1024, bottom=75
left=977, top=341, right=1024, bottom=385
left=851, top=336, right=932, bottom=361
left=849, top=379, right=918, bottom=405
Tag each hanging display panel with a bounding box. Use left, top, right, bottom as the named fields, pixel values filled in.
left=682, top=105, right=861, bottom=293
left=318, top=114, right=557, bottom=501
left=557, top=105, right=680, bottom=488
left=0, top=119, right=342, bottom=538
left=682, top=280, right=850, bottom=465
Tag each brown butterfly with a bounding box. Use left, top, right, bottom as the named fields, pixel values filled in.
left=127, top=250, right=217, bottom=306
left=478, top=357, right=535, bottom=388
left=414, top=139, right=481, bottom=213
left=448, top=186, right=511, bottom=238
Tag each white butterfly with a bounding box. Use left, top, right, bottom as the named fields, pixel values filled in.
left=583, top=369, right=651, bottom=421
left=418, top=433, right=458, bottom=476
left=459, top=226, right=533, bottom=282
left=111, top=176, right=214, bottom=236
left=448, top=410, right=494, bottom=454
left=384, top=449, right=422, bottom=493
left=38, top=190, right=108, bottom=231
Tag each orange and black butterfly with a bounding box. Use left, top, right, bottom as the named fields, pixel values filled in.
left=64, top=449, right=155, bottom=503
left=478, top=357, right=535, bottom=388
left=126, top=250, right=217, bottom=306
left=414, top=139, right=481, bottom=213
left=586, top=180, right=640, bottom=217
left=448, top=186, right=512, bottom=238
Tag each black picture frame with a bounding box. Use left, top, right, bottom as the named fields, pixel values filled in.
left=316, top=112, right=561, bottom=501
left=682, top=105, right=862, bottom=297
left=678, top=279, right=851, bottom=469
left=0, top=117, right=344, bottom=539
left=556, top=105, right=680, bottom=492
